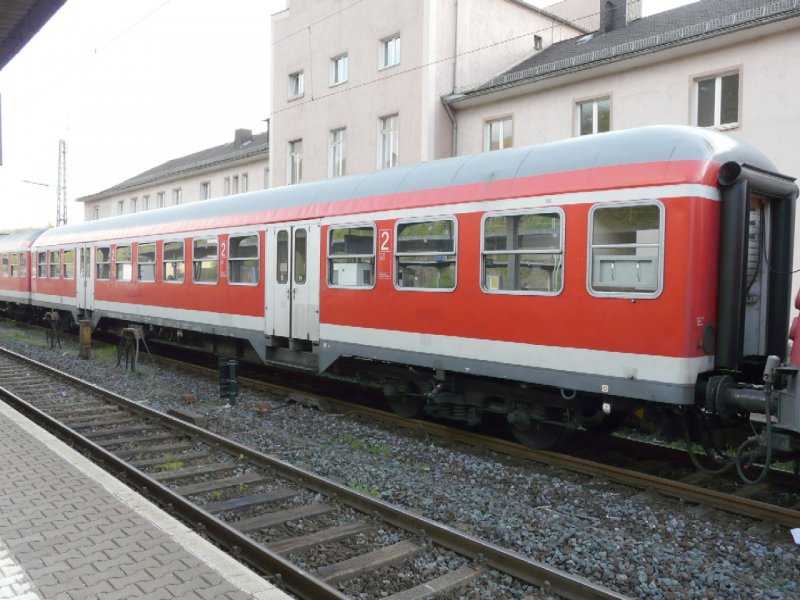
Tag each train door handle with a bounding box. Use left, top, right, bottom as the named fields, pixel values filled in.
left=291, top=288, right=297, bottom=300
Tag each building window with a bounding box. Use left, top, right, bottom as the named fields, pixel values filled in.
left=395, top=218, right=457, bottom=291
left=115, top=245, right=132, bottom=281
left=695, top=71, right=739, bottom=128
left=329, top=128, right=347, bottom=178
left=137, top=243, right=156, bottom=282
left=577, top=98, right=610, bottom=136
left=288, top=71, right=304, bottom=98
left=200, top=182, right=210, bottom=200
left=330, top=54, right=348, bottom=86
left=192, top=237, right=219, bottom=284
left=142, top=195, right=150, bottom=211
left=485, top=117, right=513, bottom=151
left=378, top=114, right=398, bottom=169
left=589, top=202, right=663, bottom=297
left=241, top=173, right=248, bottom=193
left=482, top=211, right=563, bottom=294
left=163, top=241, right=185, bottom=282
left=93, top=206, right=100, bottom=220
left=288, top=139, right=303, bottom=184
left=117, top=200, right=124, bottom=215
left=224, top=177, right=231, bottom=195
left=379, top=34, right=400, bottom=69
left=173, top=188, right=182, bottom=206
left=328, top=225, right=375, bottom=288
left=264, top=168, right=269, bottom=189
left=48, top=250, right=60, bottom=279
left=534, top=35, right=543, bottom=50
left=229, top=234, right=259, bottom=285
left=130, top=197, right=137, bottom=213
left=157, top=192, right=165, bottom=208
left=96, top=247, right=111, bottom=280
left=232, top=175, right=239, bottom=194
left=62, top=249, right=75, bottom=279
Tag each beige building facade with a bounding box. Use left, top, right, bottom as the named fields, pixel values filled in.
left=78, top=129, right=269, bottom=221
left=269, top=0, right=584, bottom=187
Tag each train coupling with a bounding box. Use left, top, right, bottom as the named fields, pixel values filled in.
left=706, top=355, right=800, bottom=453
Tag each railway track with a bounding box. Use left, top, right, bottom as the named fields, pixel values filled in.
left=0, top=345, right=627, bottom=600
left=152, top=353, right=800, bottom=529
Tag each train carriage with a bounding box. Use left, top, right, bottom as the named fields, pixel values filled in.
left=0, top=230, right=44, bottom=313
left=28, top=126, right=800, bottom=459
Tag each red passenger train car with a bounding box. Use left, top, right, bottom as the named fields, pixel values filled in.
left=0, top=230, right=44, bottom=314
left=19, top=127, right=800, bottom=467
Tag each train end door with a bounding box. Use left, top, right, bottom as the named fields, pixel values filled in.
left=77, top=246, right=95, bottom=313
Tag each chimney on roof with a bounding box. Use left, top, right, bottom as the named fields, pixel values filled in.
left=599, top=0, right=641, bottom=33
left=234, top=128, right=253, bottom=148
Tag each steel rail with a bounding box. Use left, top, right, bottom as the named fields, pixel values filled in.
left=156, top=354, right=800, bottom=528
left=0, top=346, right=628, bottom=600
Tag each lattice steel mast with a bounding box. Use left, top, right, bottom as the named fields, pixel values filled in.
left=56, top=139, right=67, bottom=226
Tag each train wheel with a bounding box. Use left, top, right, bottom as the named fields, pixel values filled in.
left=511, top=420, right=566, bottom=449
left=387, top=395, right=425, bottom=418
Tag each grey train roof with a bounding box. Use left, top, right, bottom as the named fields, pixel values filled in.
left=37, top=126, right=780, bottom=245
left=0, top=229, right=47, bottom=245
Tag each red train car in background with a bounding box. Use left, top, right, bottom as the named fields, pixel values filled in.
left=11, top=126, right=800, bottom=480
left=0, top=230, right=43, bottom=314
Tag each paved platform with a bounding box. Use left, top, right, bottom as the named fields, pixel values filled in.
left=0, top=400, right=294, bottom=600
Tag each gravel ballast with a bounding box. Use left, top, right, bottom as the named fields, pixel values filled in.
left=1, top=322, right=798, bottom=599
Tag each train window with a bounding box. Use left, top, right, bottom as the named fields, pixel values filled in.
left=115, top=245, right=132, bottom=281
left=19, top=254, right=27, bottom=277
left=277, top=231, right=289, bottom=284
left=588, top=202, right=663, bottom=297
left=0, top=253, right=7, bottom=277
left=9, top=253, right=18, bottom=277
left=36, top=252, right=46, bottom=278
left=49, top=250, right=61, bottom=279
left=62, top=249, right=75, bottom=279
left=294, top=229, right=307, bottom=284
left=163, top=241, right=185, bottom=283
left=229, top=235, right=259, bottom=285
left=328, top=225, right=375, bottom=288
left=96, top=247, right=111, bottom=280
left=395, top=218, right=457, bottom=291
left=137, top=243, right=156, bottom=282
left=481, top=210, right=564, bottom=294
left=192, top=237, right=218, bottom=284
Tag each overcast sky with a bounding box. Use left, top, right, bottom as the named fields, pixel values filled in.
left=0, top=0, right=690, bottom=231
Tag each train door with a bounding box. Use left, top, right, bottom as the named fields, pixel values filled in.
left=77, top=246, right=94, bottom=312
left=265, top=222, right=320, bottom=342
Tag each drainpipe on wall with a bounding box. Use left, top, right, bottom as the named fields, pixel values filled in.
left=445, top=0, right=459, bottom=157
left=441, top=98, right=457, bottom=157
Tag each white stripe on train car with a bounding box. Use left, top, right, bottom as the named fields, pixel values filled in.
left=92, top=300, right=264, bottom=332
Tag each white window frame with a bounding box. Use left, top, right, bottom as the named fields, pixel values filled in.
left=330, top=54, right=348, bottom=86
left=228, top=233, right=260, bottom=286
left=288, top=71, right=304, bottom=98
left=379, top=34, right=400, bottom=69
left=241, top=173, right=248, bottom=193
left=192, top=237, right=219, bottom=285
left=115, top=245, right=132, bottom=282
left=172, top=188, right=182, bottom=206
left=288, top=139, right=303, bottom=185
left=378, top=114, right=398, bottom=169
left=117, top=200, right=124, bottom=215
left=394, top=217, right=458, bottom=292
left=130, top=197, right=138, bottom=213
left=157, top=192, right=165, bottom=208
left=587, top=200, right=665, bottom=299
left=142, top=195, right=150, bottom=211
left=93, top=206, right=100, bottom=220
left=200, top=182, right=210, bottom=200
left=694, top=70, right=740, bottom=129
left=576, top=97, right=611, bottom=136
left=485, top=117, right=513, bottom=152
left=480, top=208, right=565, bottom=296
left=163, top=240, right=185, bottom=283
left=329, top=127, right=347, bottom=178
left=327, top=224, right=376, bottom=289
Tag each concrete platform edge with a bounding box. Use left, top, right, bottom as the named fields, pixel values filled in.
left=0, top=400, right=292, bottom=600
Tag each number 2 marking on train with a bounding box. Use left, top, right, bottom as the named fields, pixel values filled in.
left=380, top=231, right=390, bottom=252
